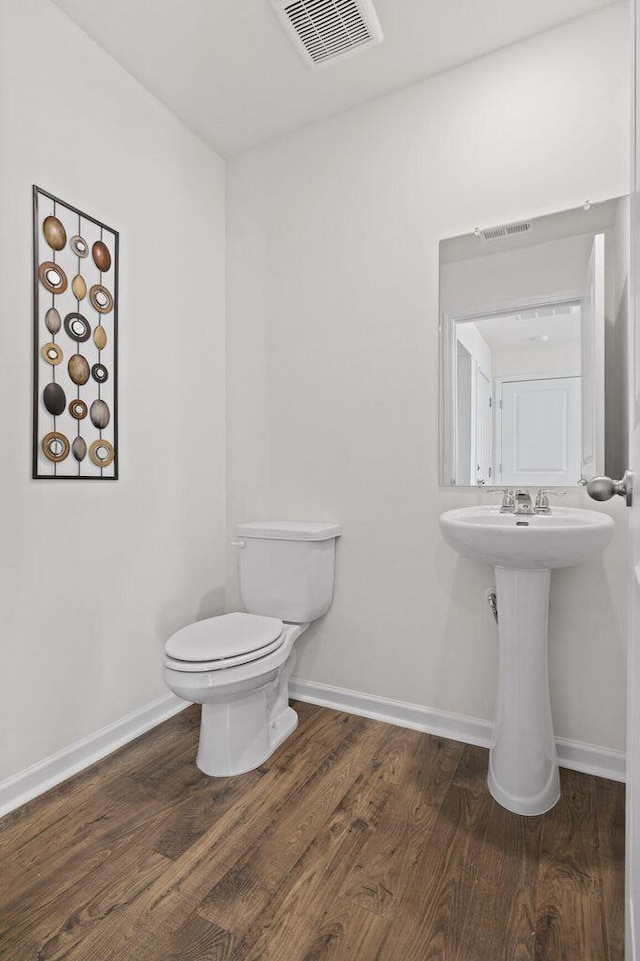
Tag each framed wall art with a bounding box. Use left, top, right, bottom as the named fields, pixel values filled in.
left=33, top=186, right=118, bottom=479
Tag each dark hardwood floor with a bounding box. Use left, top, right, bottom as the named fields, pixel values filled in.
left=0, top=702, right=625, bottom=961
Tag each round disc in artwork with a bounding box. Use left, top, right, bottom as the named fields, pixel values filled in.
left=45, top=307, right=61, bottom=335
left=89, top=438, right=115, bottom=467
left=68, top=354, right=90, bottom=385
left=72, top=436, right=87, bottom=462
left=42, top=431, right=70, bottom=463
left=43, top=382, right=66, bottom=416
left=90, top=398, right=110, bottom=429
left=70, top=235, right=89, bottom=258
left=92, top=240, right=111, bottom=272
left=89, top=284, right=113, bottom=314
left=64, top=312, right=91, bottom=343
left=93, top=325, right=107, bottom=350
left=42, top=216, right=66, bottom=251
left=41, top=342, right=63, bottom=365
left=69, top=399, right=88, bottom=420
left=72, top=274, right=87, bottom=300
left=91, top=363, right=109, bottom=384
left=38, top=262, right=68, bottom=294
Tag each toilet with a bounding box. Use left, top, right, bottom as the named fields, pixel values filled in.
left=163, top=520, right=341, bottom=776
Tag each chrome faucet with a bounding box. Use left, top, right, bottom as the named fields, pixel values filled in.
left=493, top=487, right=566, bottom=516
left=515, top=490, right=533, bottom=514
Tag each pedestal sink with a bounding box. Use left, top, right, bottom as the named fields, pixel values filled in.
left=439, top=506, right=614, bottom=816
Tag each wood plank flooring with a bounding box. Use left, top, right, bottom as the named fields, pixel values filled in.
left=0, top=703, right=625, bottom=961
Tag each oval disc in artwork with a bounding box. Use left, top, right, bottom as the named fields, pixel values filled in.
left=42, top=431, right=70, bottom=463
left=68, top=353, right=90, bottom=386
left=89, top=284, right=113, bottom=314
left=38, top=262, right=68, bottom=294
left=70, top=235, right=89, bottom=258
left=72, top=274, right=87, bottom=300
left=45, top=307, right=61, bottom=335
left=64, top=312, right=91, bottom=342
left=92, top=241, right=111, bottom=272
left=89, top=438, right=115, bottom=468
left=42, top=216, right=66, bottom=251
left=43, top=382, right=66, bottom=416
left=91, top=363, right=108, bottom=384
left=41, top=342, right=63, bottom=366
left=90, top=398, right=110, bottom=429
left=93, top=325, right=107, bottom=350
left=69, top=399, right=88, bottom=420
left=72, top=436, right=87, bottom=462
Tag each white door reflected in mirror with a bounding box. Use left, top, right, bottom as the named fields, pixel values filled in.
left=499, top=374, right=581, bottom=487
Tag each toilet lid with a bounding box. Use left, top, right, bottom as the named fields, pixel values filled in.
left=165, top=612, right=284, bottom=663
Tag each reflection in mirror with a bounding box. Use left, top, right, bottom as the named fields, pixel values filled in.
left=439, top=198, right=629, bottom=487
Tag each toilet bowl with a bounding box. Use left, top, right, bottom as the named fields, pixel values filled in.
left=163, top=613, right=307, bottom=775
left=163, top=520, right=341, bottom=776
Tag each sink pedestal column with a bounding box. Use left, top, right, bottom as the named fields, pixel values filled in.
left=488, top=566, right=560, bottom=816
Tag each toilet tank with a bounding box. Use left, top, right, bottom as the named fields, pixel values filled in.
left=235, top=521, right=342, bottom=623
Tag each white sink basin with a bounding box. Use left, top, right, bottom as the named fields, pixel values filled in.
left=440, top=506, right=614, bottom=570
left=439, top=504, right=615, bottom=816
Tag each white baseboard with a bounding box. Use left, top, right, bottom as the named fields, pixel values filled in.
left=0, top=693, right=187, bottom=819
left=1, top=680, right=625, bottom=820
left=555, top=735, right=626, bottom=782
left=290, top=678, right=626, bottom=783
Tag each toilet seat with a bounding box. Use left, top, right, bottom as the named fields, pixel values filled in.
left=164, top=612, right=285, bottom=672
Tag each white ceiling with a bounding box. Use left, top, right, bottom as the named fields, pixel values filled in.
left=472, top=307, right=582, bottom=352
left=51, top=0, right=618, bottom=157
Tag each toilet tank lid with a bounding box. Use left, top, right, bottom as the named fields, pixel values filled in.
left=236, top=520, right=342, bottom=541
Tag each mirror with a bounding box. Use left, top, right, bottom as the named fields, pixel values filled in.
left=439, top=197, right=629, bottom=487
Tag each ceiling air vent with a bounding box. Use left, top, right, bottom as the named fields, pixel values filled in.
left=478, top=220, right=532, bottom=242
left=271, top=0, right=384, bottom=70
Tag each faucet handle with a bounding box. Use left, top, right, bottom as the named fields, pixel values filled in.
left=486, top=488, right=516, bottom=511
left=534, top=489, right=549, bottom=511
left=534, top=488, right=566, bottom=511
left=499, top=488, right=516, bottom=512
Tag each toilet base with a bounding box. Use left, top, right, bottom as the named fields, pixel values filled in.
left=197, top=698, right=298, bottom=777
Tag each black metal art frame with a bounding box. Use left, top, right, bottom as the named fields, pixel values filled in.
left=32, top=186, right=119, bottom=480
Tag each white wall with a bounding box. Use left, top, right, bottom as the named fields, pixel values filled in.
left=441, top=234, right=596, bottom=316
left=0, top=0, right=226, bottom=781
left=491, top=340, right=582, bottom=377
left=227, top=3, right=630, bottom=750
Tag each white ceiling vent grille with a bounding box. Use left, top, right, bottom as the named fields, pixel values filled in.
left=478, top=220, right=532, bottom=242
left=271, top=0, right=384, bottom=70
